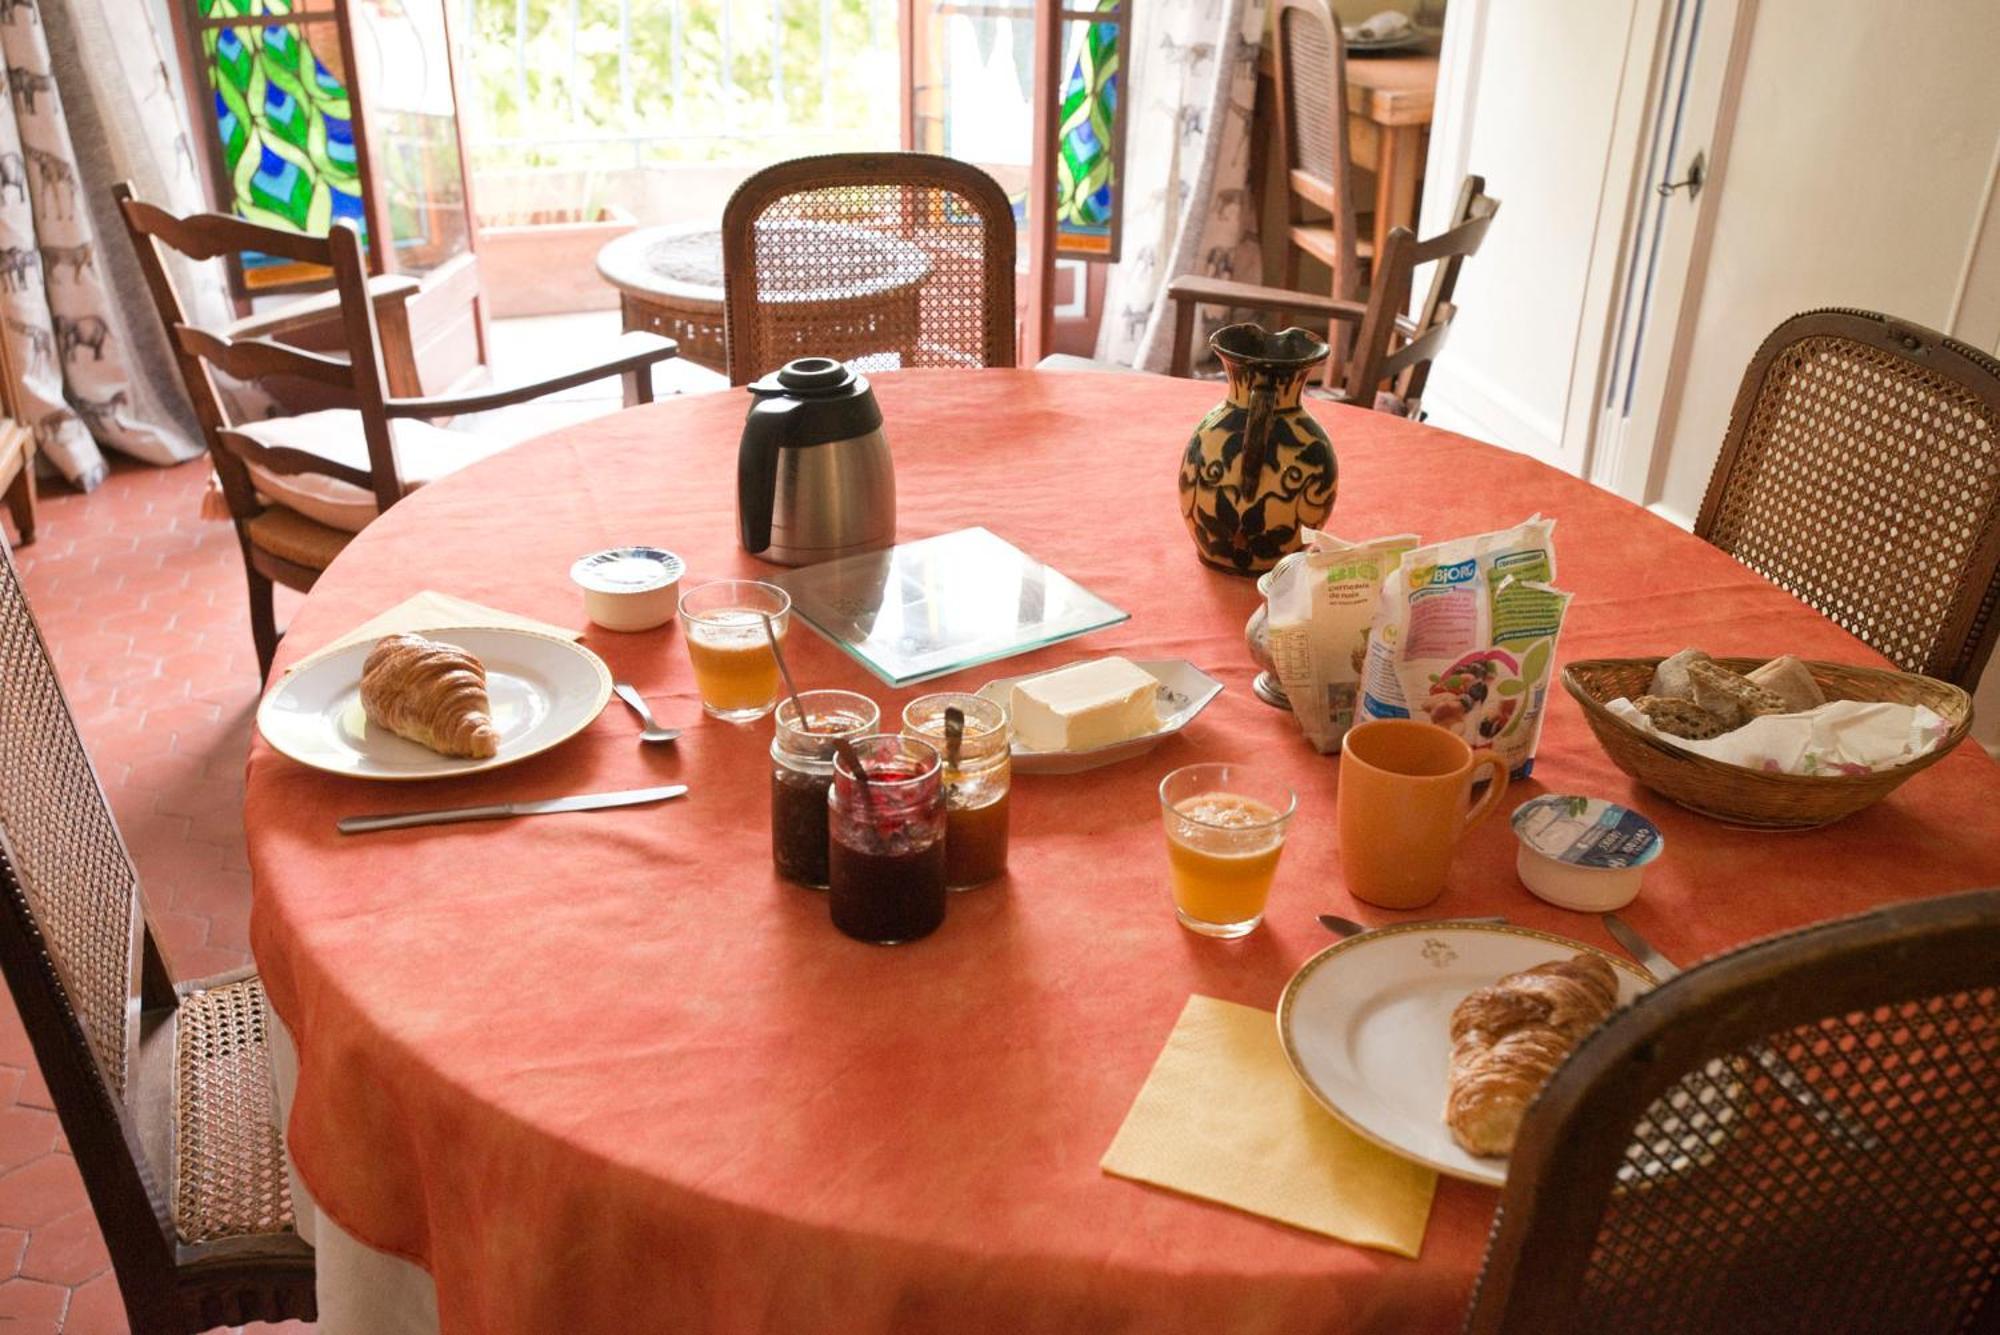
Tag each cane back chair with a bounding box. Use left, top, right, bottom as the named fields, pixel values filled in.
left=116, top=183, right=679, bottom=679
left=721, top=152, right=1017, bottom=385
left=1467, top=888, right=2000, bottom=1334
left=0, top=540, right=313, bottom=1330
left=1166, top=175, right=1498, bottom=417
left=1694, top=309, right=2000, bottom=689
left=1271, top=0, right=1368, bottom=304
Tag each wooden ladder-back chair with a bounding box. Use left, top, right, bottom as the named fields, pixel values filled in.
left=1467, top=888, right=2000, bottom=1334
left=1695, top=308, right=2000, bottom=689
left=115, top=183, right=680, bottom=679
left=1167, top=175, right=1498, bottom=417
left=0, top=539, right=315, bottom=1331
left=721, top=152, right=1016, bottom=385
left=1272, top=0, right=1367, bottom=304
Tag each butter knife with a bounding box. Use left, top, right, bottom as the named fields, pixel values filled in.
left=339, top=784, right=687, bottom=835
left=1602, top=912, right=1879, bottom=1152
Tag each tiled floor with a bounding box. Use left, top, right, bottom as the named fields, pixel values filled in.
left=0, top=313, right=718, bottom=1332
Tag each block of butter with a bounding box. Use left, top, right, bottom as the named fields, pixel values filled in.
left=1011, top=656, right=1161, bottom=752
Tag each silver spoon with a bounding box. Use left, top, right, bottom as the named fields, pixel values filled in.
left=613, top=683, right=680, bottom=744
left=1319, top=913, right=1506, bottom=938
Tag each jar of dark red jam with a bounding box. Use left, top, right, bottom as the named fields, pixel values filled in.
left=828, top=735, right=947, bottom=944
left=770, top=690, right=879, bottom=888
left=901, top=693, right=1011, bottom=890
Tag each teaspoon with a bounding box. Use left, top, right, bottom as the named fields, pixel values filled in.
left=613, top=682, right=681, bottom=744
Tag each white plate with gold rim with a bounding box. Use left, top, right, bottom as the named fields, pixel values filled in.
left=974, top=658, right=1223, bottom=775
left=257, top=627, right=613, bottom=781
left=1277, top=922, right=1655, bottom=1186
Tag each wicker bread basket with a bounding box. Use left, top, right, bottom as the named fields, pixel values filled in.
left=1562, top=657, right=1973, bottom=830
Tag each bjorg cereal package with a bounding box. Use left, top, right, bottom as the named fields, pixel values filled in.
left=1357, top=517, right=1572, bottom=778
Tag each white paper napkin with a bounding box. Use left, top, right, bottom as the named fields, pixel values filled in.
left=1606, top=698, right=1952, bottom=776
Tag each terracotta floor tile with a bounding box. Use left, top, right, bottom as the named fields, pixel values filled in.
left=49, top=1270, right=122, bottom=1335
left=0, top=1224, right=26, bottom=1278
left=17, top=1208, right=110, bottom=1288
left=0, top=1104, right=59, bottom=1173
left=0, top=1155, right=89, bottom=1230
left=0, top=1274, right=68, bottom=1333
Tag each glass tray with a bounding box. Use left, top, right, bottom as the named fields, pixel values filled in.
left=768, top=527, right=1130, bottom=686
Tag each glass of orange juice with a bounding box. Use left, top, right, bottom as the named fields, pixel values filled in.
left=1159, top=763, right=1296, bottom=938
left=678, top=579, right=791, bottom=722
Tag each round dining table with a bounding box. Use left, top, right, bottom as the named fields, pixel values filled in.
left=244, top=369, right=2000, bottom=1335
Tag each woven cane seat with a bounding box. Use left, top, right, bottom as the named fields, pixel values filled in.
left=246, top=505, right=354, bottom=572
left=172, top=975, right=296, bottom=1246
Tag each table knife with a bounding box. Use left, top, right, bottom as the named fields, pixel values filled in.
left=339, top=784, right=687, bottom=835
left=1602, top=912, right=1880, bottom=1152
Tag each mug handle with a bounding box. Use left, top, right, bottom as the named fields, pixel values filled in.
left=1462, top=752, right=1511, bottom=832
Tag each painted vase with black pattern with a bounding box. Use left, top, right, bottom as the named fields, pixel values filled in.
left=1178, top=324, right=1336, bottom=576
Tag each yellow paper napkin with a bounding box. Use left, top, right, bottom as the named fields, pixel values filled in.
left=1101, top=994, right=1437, bottom=1257
left=285, top=591, right=580, bottom=675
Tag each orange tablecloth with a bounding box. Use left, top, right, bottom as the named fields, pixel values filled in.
left=244, top=370, right=2000, bottom=1334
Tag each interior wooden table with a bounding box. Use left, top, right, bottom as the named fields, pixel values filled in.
left=1258, top=42, right=1440, bottom=263
left=243, top=370, right=2000, bottom=1334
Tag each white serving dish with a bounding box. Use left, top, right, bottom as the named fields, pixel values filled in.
left=258, top=627, right=612, bottom=781
left=570, top=546, right=685, bottom=632
left=1277, top=922, right=1654, bottom=1185
left=974, top=658, right=1224, bottom=775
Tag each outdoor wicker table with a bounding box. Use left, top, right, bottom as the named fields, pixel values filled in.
left=597, top=220, right=931, bottom=377
left=243, top=369, right=2000, bottom=1334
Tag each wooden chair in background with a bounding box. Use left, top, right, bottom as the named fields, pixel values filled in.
left=721, top=152, right=1016, bottom=385
left=1166, top=175, right=1498, bottom=417
left=116, top=184, right=680, bottom=678
left=1696, top=308, right=2000, bottom=689
left=0, top=538, right=316, bottom=1331
left=0, top=417, right=32, bottom=547
left=1467, top=888, right=2000, bottom=1333
left=1272, top=0, right=1369, bottom=307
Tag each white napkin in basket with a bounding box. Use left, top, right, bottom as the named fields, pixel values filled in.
left=1605, top=698, right=1953, bottom=776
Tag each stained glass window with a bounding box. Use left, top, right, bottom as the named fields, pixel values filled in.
left=190, top=0, right=366, bottom=289
left=911, top=0, right=1128, bottom=262
left=1053, top=3, right=1121, bottom=256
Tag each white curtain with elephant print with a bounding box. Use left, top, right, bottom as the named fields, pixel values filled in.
left=0, top=0, right=207, bottom=490
left=1092, top=0, right=1264, bottom=373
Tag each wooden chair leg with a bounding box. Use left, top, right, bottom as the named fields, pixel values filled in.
left=1169, top=298, right=1198, bottom=378
left=246, top=566, right=280, bottom=681
left=4, top=460, right=35, bottom=546
left=623, top=364, right=656, bottom=407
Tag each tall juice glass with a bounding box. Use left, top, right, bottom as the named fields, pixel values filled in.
left=1159, top=763, right=1296, bottom=938
left=678, top=579, right=790, bottom=722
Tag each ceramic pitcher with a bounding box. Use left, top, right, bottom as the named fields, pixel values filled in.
left=1178, top=324, right=1336, bottom=575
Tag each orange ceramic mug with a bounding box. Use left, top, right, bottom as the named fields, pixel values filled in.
left=1336, top=719, right=1510, bottom=909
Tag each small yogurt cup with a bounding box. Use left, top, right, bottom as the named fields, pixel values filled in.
left=1510, top=795, right=1664, bottom=912
left=570, top=547, right=685, bottom=632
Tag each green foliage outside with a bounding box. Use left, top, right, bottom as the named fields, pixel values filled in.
left=462, top=0, right=898, bottom=169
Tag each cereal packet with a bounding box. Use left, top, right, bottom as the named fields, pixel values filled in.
left=1264, top=529, right=1420, bottom=753
left=1357, top=517, right=1572, bottom=777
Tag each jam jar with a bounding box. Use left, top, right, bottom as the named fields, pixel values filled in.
left=828, top=735, right=947, bottom=943
left=902, top=693, right=1011, bottom=890
left=770, top=690, right=879, bottom=888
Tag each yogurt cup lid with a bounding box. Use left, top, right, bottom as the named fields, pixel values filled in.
left=570, top=546, right=685, bottom=594
left=1511, top=795, right=1663, bottom=870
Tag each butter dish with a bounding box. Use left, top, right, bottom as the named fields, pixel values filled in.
left=976, top=659, right=1224, bottom=775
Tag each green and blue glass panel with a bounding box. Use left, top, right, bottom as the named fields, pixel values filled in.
left=1055, top=9, right=1118, bottom=254
left=198, top=0, right=366, bottom=283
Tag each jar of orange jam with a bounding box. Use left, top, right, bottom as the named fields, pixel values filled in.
left=902, top=693, right=1011, bottom=890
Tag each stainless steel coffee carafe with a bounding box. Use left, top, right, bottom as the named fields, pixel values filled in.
left=737, top=358, right=896, bottom=566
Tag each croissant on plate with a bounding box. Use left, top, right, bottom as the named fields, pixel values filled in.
left=360, top=633, right=501, bottom=759
left=1445, top=953, right=1620, bottom=1157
